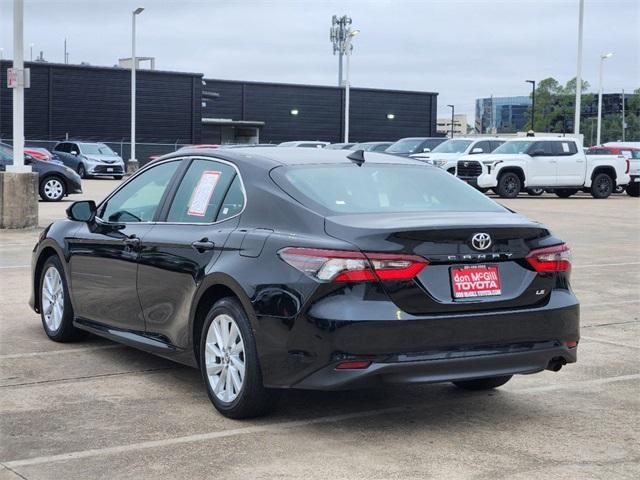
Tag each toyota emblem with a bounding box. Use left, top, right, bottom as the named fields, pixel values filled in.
left=471, top=233, right=492, bottom=251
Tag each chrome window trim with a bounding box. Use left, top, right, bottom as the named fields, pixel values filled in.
left=96, top=155, right=247, bottom=227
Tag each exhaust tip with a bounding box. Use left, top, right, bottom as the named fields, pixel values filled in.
left=547, top=356, right=567, bottom=372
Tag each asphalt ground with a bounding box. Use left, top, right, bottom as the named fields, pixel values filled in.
left=1, top=179, right=638, bottom=479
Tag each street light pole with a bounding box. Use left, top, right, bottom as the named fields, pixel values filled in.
left=130, top=7, right=144, bottom=172
left=574, top=0, right=584, bottom=136
left=596, top=52, right=614, bottom=146
left=447, top=104, right=455, bottom=138
left=342, top=29, right=359, bottom=143
left=622, top=89, right=626, bottom=142
left=29, top=43, right=33, bottom=61
left=526, top=80, right=535, bottom=130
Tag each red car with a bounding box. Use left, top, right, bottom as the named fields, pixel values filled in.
left=587, top=146, right=640, bottom=197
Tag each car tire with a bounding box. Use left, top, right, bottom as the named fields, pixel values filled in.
left=77, top=163, right=86, bottom=179
left=452, top=375, right=512, bottom=391
left=199, top=297, right=279, bottom=419
left=527, top=188, right=544, bottom=196
left=39, top=176, right=66, bottom=202
left=555, top=189, right=578, bottom=198
left=626, top=182, right=640, bottom=197
left=496, top=172, right=521, bottom=198
left=39, top=256, right=85, bottom=342
left=591, top=173, right=614, bottom=199
left=114, top=175, right=124, bottom=180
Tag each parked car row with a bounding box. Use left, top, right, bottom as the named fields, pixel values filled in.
left=450, top=137, right=633, bottom=199
left=0, top=142, right=82, bottom=201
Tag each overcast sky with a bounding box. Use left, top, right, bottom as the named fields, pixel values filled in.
left=1, top=0, right=638, bottom=120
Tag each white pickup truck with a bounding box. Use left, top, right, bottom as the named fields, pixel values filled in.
left=456, top=137, right=630, bottom=199
left=411, top=138, right=505, bottom=173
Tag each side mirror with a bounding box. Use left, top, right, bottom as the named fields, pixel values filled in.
left=422, top=148, right=431, bottom=153
left=471, top=147, right=484, bottom=154
left=71, top=150, right=79, bottom=156
left=530, top=149, right=545, bottom=156
left=24, top=154, right=33, bottom=165
left=66, top=200, right=96, bottom=223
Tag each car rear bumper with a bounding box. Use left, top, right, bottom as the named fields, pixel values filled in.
left=295, top=342, right=577, bottom=390
left=257, top=290, right=580, bottom=389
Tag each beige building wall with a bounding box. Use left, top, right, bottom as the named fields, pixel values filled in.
left=437, top=113, right=468, bottom=136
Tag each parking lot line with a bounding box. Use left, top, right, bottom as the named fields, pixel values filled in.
left=3, top=372, right=639, bottom=469
left=0, top=344, right=123, bottom=360
left=0, top=265, right=30, bottom=269
left=580, top=336, right=640, bottom=350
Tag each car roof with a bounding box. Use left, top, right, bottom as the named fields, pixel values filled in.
left=162, top=146, right=426, bottom=170
left=504, top=137, right=578, bottom=142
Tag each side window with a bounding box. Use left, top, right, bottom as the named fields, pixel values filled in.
left=166, top=159, right=237, bottom=223
left=70, top=143, right=80, bottom=154
left=100, top=160, right=180, bottom=223
left=216, top=176, right=245, bottom=222
left=530, top=141, right=554, bottom=156
left=490, top=140, right=504, bottom=152
left=54, top=143, right=68, bottom=153
left=472, top=141, right=492, bottom=154
left=552, top=141, right=578, bottom=156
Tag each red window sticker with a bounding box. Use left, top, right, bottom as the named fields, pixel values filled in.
left=187, top=171, right=221, bottom=217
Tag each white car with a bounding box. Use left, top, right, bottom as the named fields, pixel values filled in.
left=456, top=137, right=630, bottom=199
left=411, top=138, right=505, bottom=173
left=278, top=141, right=329, bottom=148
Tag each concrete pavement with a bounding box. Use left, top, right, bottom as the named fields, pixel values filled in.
left=0, top=181, right=638, bottom=479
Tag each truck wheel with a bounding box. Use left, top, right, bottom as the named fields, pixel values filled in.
left=497, top=172, right=521, bottom=198
left=591, top=173, right=614, bottom=199
left=527, top=188, right=544, bottom=196
left=555, top=189, right=578, bottom=198
left=626, top=182, right=640, bottom=197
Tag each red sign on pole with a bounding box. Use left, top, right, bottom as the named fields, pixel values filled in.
left=7, top=68, right=18, bottom=88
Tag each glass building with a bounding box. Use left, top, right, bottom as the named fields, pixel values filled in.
left=475, top=96, right=532, bottom=134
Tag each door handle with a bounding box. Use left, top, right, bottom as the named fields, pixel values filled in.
left=123, top=235, right=141, bottom=247
left=191, top=239, right=215, bottom=253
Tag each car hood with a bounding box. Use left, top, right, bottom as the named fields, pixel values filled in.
left=458, top=153, right=530, bottom=163
left=84, top=154, right=123, bottom=163
left=411, top=152, right=464, bottom=161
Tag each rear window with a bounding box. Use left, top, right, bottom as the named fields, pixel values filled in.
left=272, top=164, right=505, bottom=215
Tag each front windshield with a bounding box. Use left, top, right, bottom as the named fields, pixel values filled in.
left=493, top=141, right=536, bottom=154
left=81, top=143, right=116, bottom=155
left=431, top=140, right=473, bottom=154
left=386, top=139, right=423, bottom=154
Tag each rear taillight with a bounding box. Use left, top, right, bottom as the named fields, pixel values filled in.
left=526, top=244, right=571, bottom=272
left=278, top=247, right=428, bottom=283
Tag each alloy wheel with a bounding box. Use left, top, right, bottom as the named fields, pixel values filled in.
left=596, top=176, right=611, bottom=195
left=41, top=266, right=64, bottom=331
left=204, top=313, right=246, bottom=403
left=43, top=178, right=64, bottom=200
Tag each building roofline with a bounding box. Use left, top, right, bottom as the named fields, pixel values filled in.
left=203, top=77, right=438, bottom=96
left=0, top=59, right=203, bottom=78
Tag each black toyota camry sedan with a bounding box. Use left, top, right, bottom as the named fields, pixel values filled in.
left=30, top=147, right=579, bottom=418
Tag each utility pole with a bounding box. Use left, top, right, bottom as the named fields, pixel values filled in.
left=130, top=7, right=144, bottom=172
left=64, top=38, right=68, bottom=64
left=447, top=105, right=455, bottom=138
left=526, top=80, right=535, bottom=130
left=330, top=15, right=352, bottom=87
left=574, top=0, right=584, bottom=136
left=597, top=52, right=614, bottom=146
left=342, top=28, right=359, bottom=143
left=11, top=0, right=26, bottom=171
left=622, top=89, right=626, bottom=142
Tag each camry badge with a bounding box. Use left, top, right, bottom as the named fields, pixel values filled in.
left=471, top=233, right=492, bottom=251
